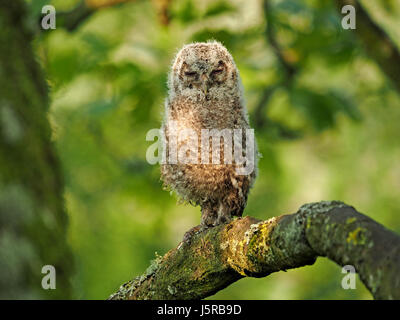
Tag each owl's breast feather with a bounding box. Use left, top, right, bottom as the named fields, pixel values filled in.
left=169, top=97, right=244, bottom=130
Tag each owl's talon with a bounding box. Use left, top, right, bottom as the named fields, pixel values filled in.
left=183, top=225, right=202, bottom=243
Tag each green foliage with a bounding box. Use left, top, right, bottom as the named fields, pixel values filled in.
left=290, top=87, right=360, bottom=131
left=27, top=0, right=400, bottom=299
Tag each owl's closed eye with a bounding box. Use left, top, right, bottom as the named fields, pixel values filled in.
left=179, top=60, right=228, bottom=95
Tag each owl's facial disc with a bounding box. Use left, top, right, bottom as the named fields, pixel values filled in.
left=180, top=60, right=228, bottom=96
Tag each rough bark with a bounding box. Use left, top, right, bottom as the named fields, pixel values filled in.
left=109, top=201, right=400, bottom=300
left=0, top=0, right=73, bottom=298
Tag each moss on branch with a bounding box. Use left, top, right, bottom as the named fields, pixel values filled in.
left=109, top=201, right=400, bottom=300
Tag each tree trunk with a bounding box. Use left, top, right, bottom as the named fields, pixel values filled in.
left=0, top=0, right=73, bottom=299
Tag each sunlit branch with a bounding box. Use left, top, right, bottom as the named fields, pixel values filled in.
left=109, top=201, right=400, bottom=300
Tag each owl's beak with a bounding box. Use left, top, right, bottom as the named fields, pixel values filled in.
left=201, top=73, right=209, bottom=95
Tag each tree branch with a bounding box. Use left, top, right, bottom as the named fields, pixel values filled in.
left=56, top=0, right=136, bottom=32
left=263, top=0, right=297, bottom=80
left=56, top=1, right=94, bottom=32
left=109, top=201, right=400, bottom=300
left=55, top=0, right=171, bottom=31
left=252, top=0, right=299, bottom=134
left=337, top=0, right=400, bottom=92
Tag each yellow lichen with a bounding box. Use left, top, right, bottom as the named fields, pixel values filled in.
left=306, top=218, right=311, bottom=229
left=346, top=217, right=357, bottom=224
left=195, top=238, right=212, bottom=259
left=220, top=241, right=229, bottom=250
left=347, top=227, right=366, bottom=245
left=221, top=216, right=280, bottom=277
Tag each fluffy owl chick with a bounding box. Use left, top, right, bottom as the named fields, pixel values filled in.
left=161, top=41, right=258, bottom=239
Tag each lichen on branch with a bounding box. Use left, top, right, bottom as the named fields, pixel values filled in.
left=109, top=201, right=400, bottom=300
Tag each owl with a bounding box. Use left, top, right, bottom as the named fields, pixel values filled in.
left=160, top=41, right=258, bottom=240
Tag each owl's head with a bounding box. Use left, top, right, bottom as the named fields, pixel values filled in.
left=168, top=41, right=241, bottom=101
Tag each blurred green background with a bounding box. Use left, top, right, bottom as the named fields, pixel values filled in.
left=26, top=0, right=400, bottom=299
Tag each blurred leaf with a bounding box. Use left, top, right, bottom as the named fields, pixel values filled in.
left=80, top=32, right=114, bottom=64
left=27, top=0, right=50, bottom=21
left=172, top=0, right=199, bottom=24
left=48, top=45, right=82, bottom=85
left=191, top=29, right=236, bottom=48
left=85, top=98, right=120, bottom=116
left=275, top=0, right=308, bottom=14
left=290, top=87, right=360, bottom=131
left=191, top=29, right=259, bottom=53
left=203, top=1, right=236, bottom=18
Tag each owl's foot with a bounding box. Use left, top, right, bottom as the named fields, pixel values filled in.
left=200, top=204, right=218, bottom=228
left=183, top=225, right=207, bottom=243
left=216, top=211, right=232, bottom=225
left=216, top=203, right=233, bottom=225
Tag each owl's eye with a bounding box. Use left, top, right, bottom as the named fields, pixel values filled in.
left=184, top=71, right=197, bottom=77
left=211, top=69, right=223, bottom=76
